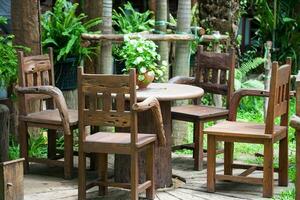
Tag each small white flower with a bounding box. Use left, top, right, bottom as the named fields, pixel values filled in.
left=139, top=67, right=147, bottom=73
left=137, top=47, right=143, bottom=53
left=133, top=57, right=144, bottom=65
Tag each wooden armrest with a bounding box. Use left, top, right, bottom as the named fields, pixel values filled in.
left=132, top=97, right=166, bottom=146
left=16, top=86, right=71, bottom=135
left=168, top=76, right=195, bottom=85
left=290, top=115, right=300, bottom=130
left=229, top=89, right=269, bottom=121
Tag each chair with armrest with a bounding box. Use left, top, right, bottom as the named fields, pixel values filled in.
left=205, top=59, right=292, bottom=198
left=16, top=48, right=78, bottom=179
left=77, top=68, right=166, bottom=200
left=290, top=70, right=300, bottom=200
left=170, top=45, right=235, bottom=170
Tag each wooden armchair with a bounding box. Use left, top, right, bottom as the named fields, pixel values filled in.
left=16, top=49, right=78, bottom=179
left=77, top=68, right=166, bottom=200
left=290, top=71, right=300, bottom=200
left=204, top=59, right=291, bottom=198
left=170, top=45, right=235, bottom=170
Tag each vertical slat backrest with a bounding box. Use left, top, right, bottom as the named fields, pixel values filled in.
left=18, top=48, right=54, bottom=88
left=195, top=45, right=235, bottom=107
left=18, top=48, right=55, bottom=114
left=78, top=68, right=137, bottom=143
left=265, top=60, right=291, bottom=134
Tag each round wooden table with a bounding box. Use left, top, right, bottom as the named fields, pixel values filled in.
left=115, top=83, right=204, bottom=188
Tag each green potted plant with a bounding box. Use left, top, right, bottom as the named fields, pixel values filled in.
left=112, top=2, right=154, bottom=74
left=118, top=35, right=167, bottom=89
left=41, top=0, right=101, bottom=91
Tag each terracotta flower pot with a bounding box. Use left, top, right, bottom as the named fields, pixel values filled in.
left=137, top=71, right=155, bottom=89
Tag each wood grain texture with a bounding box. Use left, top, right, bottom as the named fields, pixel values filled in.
left=0, top=159, right=25, bottom=200
left=170, top=45, right=235, bottom=170
left=16, top=50, right=77, bottom=179
left=81, top=33, right=194, bottom=42
left=77, top=68, right=158, bottom=199
left=204, top=61, right=291, bottom=198
left=290, top=69, right=300, bottom=200
left=0, top=105, right=9, bottom=162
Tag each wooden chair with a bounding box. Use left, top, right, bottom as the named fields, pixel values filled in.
left=290, top=71, right=300, bottom=200
left=204, top=59, right=291, bottom=198
left=170, top=45, right=235, bottom=170
left=15, top=49, right=78, bottom=179
left=77, top=68, right=166, bottom=200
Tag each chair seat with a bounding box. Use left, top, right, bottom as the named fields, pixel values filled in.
left=171, top=105, right=229, bottom=120
left=84, top=132, right=156, bottom=153
left=22, top=109, right=78, bottom=126
left=204, top=121, right=287, bottom=140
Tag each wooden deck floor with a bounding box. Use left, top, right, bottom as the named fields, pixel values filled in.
left=24, top=154, right=291, bottom=200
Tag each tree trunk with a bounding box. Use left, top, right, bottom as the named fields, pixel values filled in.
left=12, top=0, right=42, bottom=55
left=99, top=0, right=113, bottom=74
left=83, top=0, right=102, bottom=74
left=0, top=105, right=9, bottom=162
left=264, top=41, right=272, bottom=118
left=198, top=0, right=239, bottom=47
left=12, top=0, right=42, bottom=136
left=155, top=0, right=169, bottom=81
left=148, top=0, right=156, bottom=13
left=172, top=0, right=191, bottom=146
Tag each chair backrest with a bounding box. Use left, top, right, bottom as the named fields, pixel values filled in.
left=265, top=59, right=291, bottom=134
left=194, top=45, right=235, bottom=106
left=78, top=68, right=138, bottom=144
left=18, top=48, right=54, bottom=88
left=17, top=48, right=55, bottom=113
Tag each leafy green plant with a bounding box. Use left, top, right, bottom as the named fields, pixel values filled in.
left=0, top=18, right=29, bottom=88
left=9, top=137, right=20, bottom=160
left=250, top=0, right=298, bottom=72
left=118, top=35, right=167, bottom=82
left=235, top=57, right=266, bottom=90
left=41, top=0, right=101, bottom=64
left=112, top=2, right=154, bottom=34
left=28, top=134, right=48, bottom=158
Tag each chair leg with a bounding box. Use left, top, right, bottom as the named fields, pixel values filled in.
left=19, top=121, right=29, bottom=173
left=131, top=151, right=139, bottom=200
left=98, top=153, right=108, bottom=196
left=278, top=136, right=288, bottom=186
left=78, top=150, right=86, bottom=200
left=47, top=129, right=57, bottom=159
left=64, top=132, right=73, bottom=179
left=207, top=135, right=216, bottom=193
left=296, top=131, right=300, bottom=200
left=263, top=140, right=274, bottom=198
left=224, top=142, right=234, bottom=175
left=194, top=121, right=204, bottom=171
left=146, top=144, right=155, bottom=200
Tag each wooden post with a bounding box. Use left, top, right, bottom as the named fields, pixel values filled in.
left=297, top=130, right=300, bottom=200
left=172, top=0, right=191, bottom=146
left=0, top=105, right=9, bottom=162
left=156, top=0, right=169, bottom=81
left=99, top=0, right=113, bottom=74
left=11, top=0, right=42, bottom=55
left=0, top=159, right=25, bottom=200
left=83, top=0, right=102, bottom=74
left=212, top=36, right=222, bottom=108
left=264, top=41, right=272, bottom=118
left=12, top=0, right=42, bottom=136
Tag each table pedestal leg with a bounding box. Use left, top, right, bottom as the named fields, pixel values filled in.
left=114, top=101, right=172, bottom=188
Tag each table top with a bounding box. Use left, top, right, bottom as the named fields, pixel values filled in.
left=136, top=83, right=204, bottom=101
